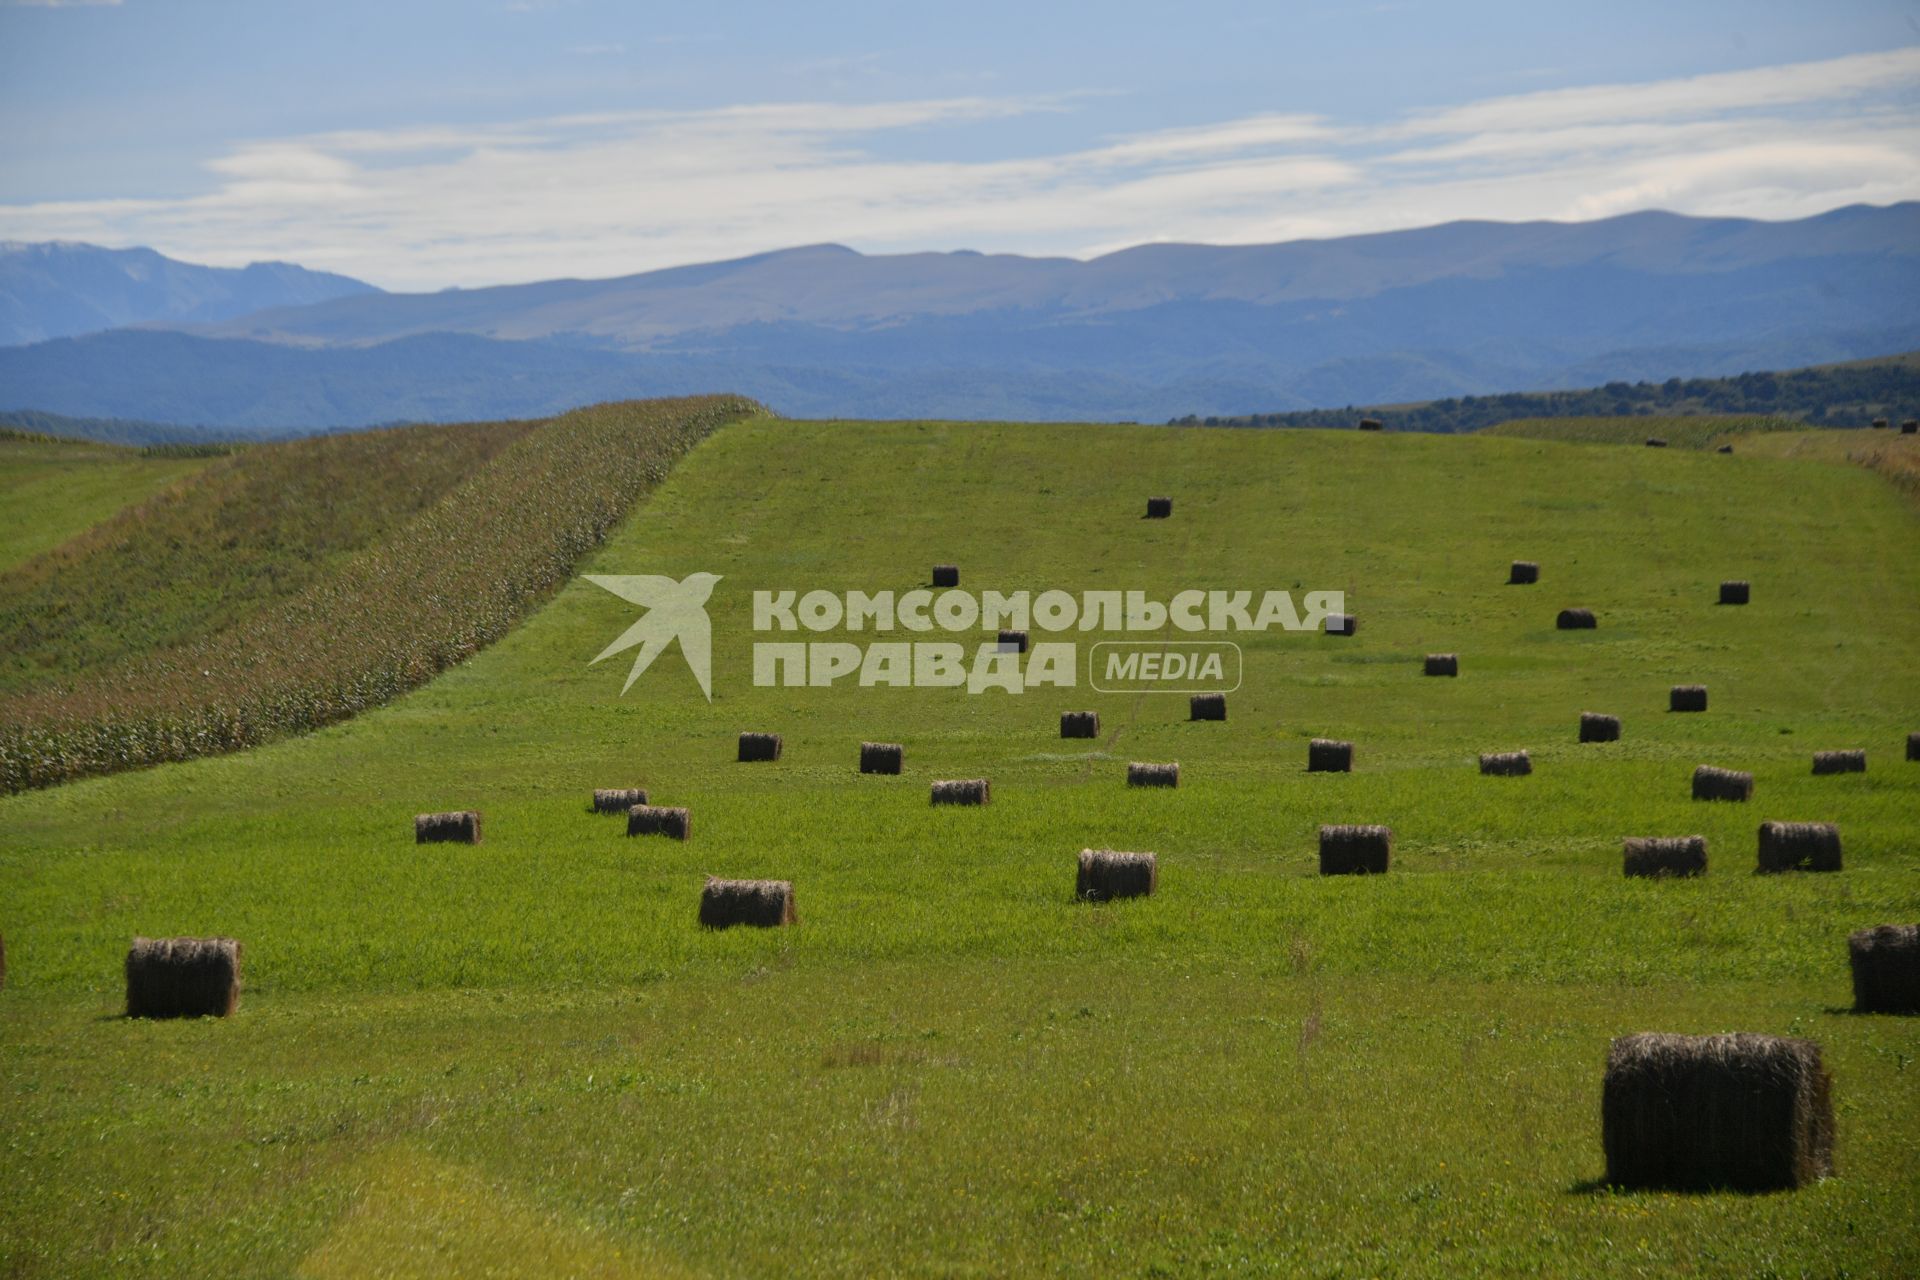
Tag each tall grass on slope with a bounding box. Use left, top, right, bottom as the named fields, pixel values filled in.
left=0, top=396, right=759, bottom=791
left=1479, top=415, right=1800, bottom=450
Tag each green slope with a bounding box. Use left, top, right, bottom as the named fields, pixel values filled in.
left=2, top=419, right=1917, bottom=1278
left=0, top=432, right=212, bottom=570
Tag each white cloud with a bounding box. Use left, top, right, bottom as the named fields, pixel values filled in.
left=0, top=47, right=1915, bottom=289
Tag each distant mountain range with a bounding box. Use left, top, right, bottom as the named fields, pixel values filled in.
left=0, top=242, right=377, bottom=347
left=1, top=204, right=1916, bottom=426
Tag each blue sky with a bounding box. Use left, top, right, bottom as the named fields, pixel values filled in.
left=2, top=0, right=1917, bottom=289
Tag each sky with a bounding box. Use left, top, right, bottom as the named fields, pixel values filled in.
left=2, top=0, right=1917, bottom=291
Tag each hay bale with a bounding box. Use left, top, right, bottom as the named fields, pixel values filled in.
left=1060, top=710, right=1100, bottom=739
left=931, top=564, right=960, bottom=588
left=1871, top=417, right=1889, bottom=430
left=737, top=732, right=783, bottom=762
left=0, top=934, right=5, bottom=992
left=1758, top=821, right=1841, bottom=873
left=415, top=811, right=481, bottom=844
left=1692, top=765, right=1752, bottom=802
left=125, top=937, right=242, bottom=1019
left=1319, top=824, right=1390, bottom=875
left=1602, top=1032, right=1833, bottom=1191
left=626, top=805, right=690, bottom=839
left=1719, top=580, right=1750, bottom=605
left=1849, top=924, right=1919, bottom=1014
left=1308, top=738, right=1354, bottom=772
left=1127, top=762, right=1179, bottom=788
left=1580, top=712, right=1621, bottom=743
left=1670, top=684, right=1708, bottom=712
left=1480, top=750, right=1531, bottom=776
left=1076, top=849, right=1157, bottom=901
left=1908, top=731, right=1920, bottom=761
left=1811, top=750, right=1865, bottom=775
left=1358, top=417, right=1384, bottom=431
left=1556, top=608, right=1597, bottom=630
left=1902, top=420, right=1918, bottom=435
left=1716, top=444, right=1735, bottom=454
left=997, top=629, right=1028, bottom=653
left=1145, top=496, right=1173, bottom=518
left=1623, top=836, right=1707, bottom=878
left=592, top=787, right=649, bottom=815
left=1645, top=437, right=1668, bottom=447
left=859, top=741, right=904, bottom=774
left=1509, top=560, right=1539, bottom=584
left=1424, top=653, right=1458, bottom=677
left=1325, top=613, right=1357, bottom=636
left=931, top=779, right=990, bottom=806
left=1190, top=693, right=1226, bottom=721
left=699, top=877, right=795, bottom=929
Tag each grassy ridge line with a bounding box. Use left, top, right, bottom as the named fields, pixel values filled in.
left=1478, top=415, right=1801, bottom=449
left=0, top=395, right=760, bottom=792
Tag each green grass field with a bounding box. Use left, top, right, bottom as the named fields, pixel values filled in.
left=2, top=417, right=1918, bottom=1277
left=0, top=434, right=211, bottom=571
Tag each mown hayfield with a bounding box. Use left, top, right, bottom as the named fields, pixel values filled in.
left=0, top=433, right=212, bottom=571
left=2, top=417, right=1918, bottom=1278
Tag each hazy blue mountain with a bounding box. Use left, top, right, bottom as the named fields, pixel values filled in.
left=1, top=204, right=1915, bottom=425
left=0, top=242, right=378, bottom=346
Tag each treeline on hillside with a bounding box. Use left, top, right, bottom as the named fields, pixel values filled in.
left=1171, top=356, right=1920, bottom=433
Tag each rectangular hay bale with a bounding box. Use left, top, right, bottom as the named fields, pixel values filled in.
left=1076, top=849, right=1157, bottom=901
left=1060, top=710, right=1100, bottom=739
left=1909, top=731, right=1920, bottom=762
left=1580, top=712, right=1621, bottom=743
left=1691, top=765, right=1752, bottom=802
left=1145, top=496, right=1172, bottom=518
left=626, top=805, right=690, bottom=839
left=699, top=878, right=795, bottom=929
left=931, top=564, right=960, bottom=588
left=997, top=629, right=1028, bottom=653
left=1479, top=750, right=1531, bottom=776
left=1719, top=580, right=1750, bottom=605
left=1508, top=560, right=1539, bottom=584
left=125, top=936, right=242, bottom=1019
left=737, top=732, right=783, bottom=762
left=415, top=810, right=481, bottom=844
left=1811, top=750, right=1865, bottom=775
left=592, top=787, right=649, bottom=814
left=1307, top=738, right=1353, bottom=772
left=1325, top=613, right=1356, bottom=636
left=1424, top=653, right=1458, bottom=677
left=1848, top=924, right=1919, bottom=1014
left=931, top=779, right=990, bottom=806
left=1623, top=835, right=1707, bottom=878
left=859, top=741, right=904, bottom=774
left=1670, top=685, right=1708, bottom=713
left=1189, top=693, right=1226, bottom=721
left=1126, top=762, right=1179, bottom=788
left=1757, top=821, right=1841, bottom=873
left=1319, top=824, right=1390, bottom=875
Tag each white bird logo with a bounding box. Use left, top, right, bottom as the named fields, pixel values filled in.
left=586, top=572, right=723, bottom=700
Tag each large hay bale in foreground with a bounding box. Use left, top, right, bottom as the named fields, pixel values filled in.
left=125, top=937, right=242, bottom=1019
left=738, top=732, right=783, bottom=762
left=1758, top=821, right=1841, bottom=873
left=1319, top=824, right=1390, bottom=875
left=1060, top=710, right=1100, bottom=739
left=415, top=811, right=481, bottom=844
left=931, top=779, right=990, bottom=806
left=1190, top=693, right=1226, bottom=721
left=1308, top=738, right=1354, bottom=772
left=699, top=878, right=795, bottom=929
left=931, top=564, right=960, bottom=588
left=1145, top=496, right=1173, bottom=518
left=1645, top=437, right=1668, bottom=448
left=1508, top=560, right=1539, bottom=584
left=1602, top=1032, right=1833, bottom=1191
left=1580, top=712, right=1622, bottom=743
left=1357, top=417, right=1383, bottom=431
left=997, top=629, right=1028, bottom=653
left=1623, top=836, right=1707, bottom=878
left=1556, top=608, right=1597, bottom=630
left=1480, top=750, right=1531, bottom=777
left=1670, top=684, right=1708, bottom=713
left=592, top=788, right=649, bottom=815
left=1811, top=750, right=1865, bottom=776
left=1424, top=653, right=1458, bottom=677
left=859, top=741, right=904, bottom=775
left=1849, top=924, right=1919, bottom=1014
left=1325, top=613, right=1357, bottom=636
left=1127, top=762, right=1179, bottom=788
left=626, top=805, right=690, bottom=839
left=1077, top=849, right=1158, bottom=901
left=1692, top=765, right=1752, bottom=802
left=1719, top=580, right=1750, bottom=606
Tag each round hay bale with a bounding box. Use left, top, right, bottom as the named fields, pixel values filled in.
left=1319, top=824, right=1390, bottom=875
left=1811, top=750, right=1865, bottom=776
left=1424, top=653, right=1458, bottom=677
left=997, top=629, right=1028, bottom=653
left=1623, top=836, right=1707, bottom=878
left=1556, top=608, right=1597, bottom=630
left=1691, top=765, right=1752, bottom=802
left=1127, top=762, right=1179, bottom=788
left=1758, top=821, right=1841, bottom=873
left=1357, top=417, right=1384, bottom=431
left=1189, top=693, right=1226, bottom=721
left=1718, top=580, right=1750, bottom=606
left=1908, top=731, right=1920, bottom=762
left=1325, top=613, right=1357, bottom=637
left=699, top=878, right=795, bottom=929
left=737, top=732, right=783, bottom=762
left=1580, top=712, right=1621, bottom=743
left=1308, top=738, right=1354, bottom=772
left=125, top=937, right=242, bottom=1019
left=1602, top=1032, right=1833, bottom=1191
left=931, top=779, right=990, bottom=806
left=1, top=934, right=6, bottom=992
left=1902, top=420, right=1918, bottom=435
left=1060, top=710, right=1100, bottom=739
left=592, top=787, right=649, bottom=815
left=627, top=805, right=691, bottom=839
left=415, top=811, right=481, bottom=844
left=1145, top=496, right=1173, bottom=518
left=1645, top=437, right=1668, bottom=447
left=1871, top=417, right=1889, bottom=430
left=1479, top=750, right=1531, bottom=776
left=1669, top=684, right=1708, bottom=713
left=859, top=741, right=904, bottom=775
left=931, top=564, right=960, bottom=588
left=1848, top=924, right=1919, bottom=1014
left=1716, top=444, right=1735, bottom=454
left=1508, top=560, right=1539, bottom=585
left=1076, top=849, right=1157, bottom=901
